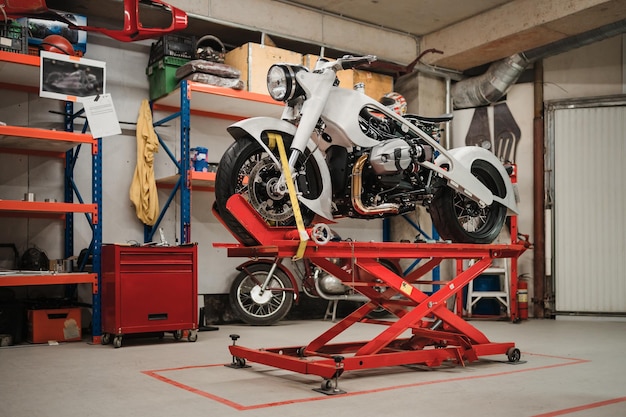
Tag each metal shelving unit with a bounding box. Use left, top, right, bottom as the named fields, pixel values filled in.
left=147, top=79, right=282, bottom=243
left=0, top=51, right=102, bottom=342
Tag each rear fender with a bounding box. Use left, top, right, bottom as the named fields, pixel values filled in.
left=434, top=147, right=519, bottom=214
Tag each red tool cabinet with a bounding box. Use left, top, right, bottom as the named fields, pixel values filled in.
left=101, top=244, right=198, bottom=348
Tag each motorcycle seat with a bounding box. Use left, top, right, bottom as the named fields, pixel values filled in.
left=405, top=113, right=453, bottom=124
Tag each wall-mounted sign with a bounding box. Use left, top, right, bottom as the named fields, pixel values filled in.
left=39, top=51, right=105, bottom=102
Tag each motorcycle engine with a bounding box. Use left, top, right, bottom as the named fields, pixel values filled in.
left=318, top=273, right=348, bottom=295
left=369, top=138, right=418, bottom=175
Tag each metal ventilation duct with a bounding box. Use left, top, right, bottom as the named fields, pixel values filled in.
left=451, top=18, right=626, bottom=109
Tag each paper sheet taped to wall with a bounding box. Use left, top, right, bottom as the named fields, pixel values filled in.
left=83, top=93, right=121, bottom=138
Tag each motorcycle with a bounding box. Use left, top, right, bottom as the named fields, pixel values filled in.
left=229, top=252, right=400, bottom=325
left=214, top=55, right=518, bottom=247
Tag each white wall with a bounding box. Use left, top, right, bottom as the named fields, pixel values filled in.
left=2, top=17, right=623, bottom=304
left=446, top=33, right=625, bottom=314
left=544, top=36, right=623, bottom=101
left=451, top=85, right=535, bottom=282
left=0, top=31, right=382, bottom=297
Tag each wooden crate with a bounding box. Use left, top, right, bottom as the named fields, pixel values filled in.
left=225, top=43, right=302, bottom=95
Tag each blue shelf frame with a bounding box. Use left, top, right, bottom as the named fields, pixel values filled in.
left=382, top=214, right=441, bottom=293
left=145, top=80, right=192, bottom=244
left=64, top=102, right=103, bottom=337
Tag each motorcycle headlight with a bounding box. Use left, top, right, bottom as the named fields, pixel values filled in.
left=266, top=64, right=305, bottom=101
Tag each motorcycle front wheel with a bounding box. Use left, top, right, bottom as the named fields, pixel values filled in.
left=430, top=160, right=508, bottom=244
left=215, top=136, right=320, bottom=246
left=229, top=263, right=294, bottom=325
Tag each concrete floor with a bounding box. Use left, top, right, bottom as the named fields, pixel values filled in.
left=1, top=317, right=626, bottom=417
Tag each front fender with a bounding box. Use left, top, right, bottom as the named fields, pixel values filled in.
left=227, top=117, right=334, bottom=219
left=434, top=147, right=519, bottom=214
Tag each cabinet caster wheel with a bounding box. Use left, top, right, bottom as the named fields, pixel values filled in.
left=507, top=347, right=521, bottom=363
left=187, top=330, right=198, bottom=342
left=101, top=333, right=111, bottom=345
left=113, top=336, right=122, bottom=348
left=173, top=330, right=183, bottom=341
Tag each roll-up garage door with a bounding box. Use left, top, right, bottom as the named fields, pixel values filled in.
left=549, top=100, right=626, bottom=314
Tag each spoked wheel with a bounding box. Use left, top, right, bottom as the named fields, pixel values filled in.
left=430, top=160, right=508, bottom=244
left=229, top=263, right=295, bottom=325
left=214, top=136, right=321, bottom=246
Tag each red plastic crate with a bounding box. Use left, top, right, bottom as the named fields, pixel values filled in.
left=28, top=308, right=82, bottom=343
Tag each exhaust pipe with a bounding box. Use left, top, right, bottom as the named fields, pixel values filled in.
left=351, top=155, right=400, bottom=216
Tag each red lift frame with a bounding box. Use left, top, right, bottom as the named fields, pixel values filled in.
left=216, top=195, right=529, bottom=384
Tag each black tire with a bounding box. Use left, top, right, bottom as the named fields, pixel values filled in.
left=215, top=136, right=320, bottom=246
left=229, top=263, right=295, bottom=325
left=430, top=160, right=507, bottom=244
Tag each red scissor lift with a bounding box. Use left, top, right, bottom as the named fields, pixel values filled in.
left=216, top=195, right=529, bottom=393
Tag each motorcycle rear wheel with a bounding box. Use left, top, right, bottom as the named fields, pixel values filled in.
left=215, top=136, right=319, bottom=246
left=230, top=263, right=294, bottom=325
left=430, top=160, right=507, bottom=244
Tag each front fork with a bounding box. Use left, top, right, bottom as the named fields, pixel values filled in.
left=238, top=258, right=300, bottom=302
left=258, top=261, right=280, bottom=294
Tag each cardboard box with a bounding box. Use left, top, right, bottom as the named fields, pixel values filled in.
left=225, top=43, right=302, bottom=95
left=353, top=69, right=394, bottom=101
left=28, top=308, right=82, bottom=343
left=302, top=55, right=394, bottom=100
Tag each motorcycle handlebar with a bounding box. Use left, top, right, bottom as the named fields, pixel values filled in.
left=332, top=55, right=377, bottom=71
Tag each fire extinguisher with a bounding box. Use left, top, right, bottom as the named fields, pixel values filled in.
left=517, top=277, right=529, bottom=320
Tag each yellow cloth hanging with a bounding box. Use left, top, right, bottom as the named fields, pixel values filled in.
left=129, top=99, right=159, bottom=225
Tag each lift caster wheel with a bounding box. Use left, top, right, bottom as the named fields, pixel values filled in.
left=296, top=347, right=306, bottom=357
left=225, top=356, right=250, bottom=369
left=113, top=336, right=122, bottom=348
left=101, top=333, right=111, bottom=345
left=507, top=347, right=521, bottom=363
left=313, top=378, right=346, bottom=395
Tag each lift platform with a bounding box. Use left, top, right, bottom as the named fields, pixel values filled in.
left=215, top=195, right=529, bottom=392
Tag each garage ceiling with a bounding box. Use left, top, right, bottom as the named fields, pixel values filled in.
left=44, top=0, right=626, bottom=72
left=279, top=0, right=626, bottom=71
left=278, top=0, right=514, bottom=37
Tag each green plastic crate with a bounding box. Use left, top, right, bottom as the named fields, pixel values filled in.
left=146, top=56, right=190, bottom=101
left=0, top=21, right=28, bottom=54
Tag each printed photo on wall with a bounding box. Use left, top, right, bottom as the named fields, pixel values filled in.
left=39, top=51, right=105, bottom=102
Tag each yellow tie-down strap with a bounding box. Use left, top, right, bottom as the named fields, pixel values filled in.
left=268, top=132, right=309, bottom=260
